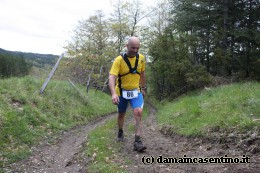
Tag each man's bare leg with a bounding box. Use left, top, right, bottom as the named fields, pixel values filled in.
left=117, top=112, right=125, bottom=141
left=133, top=108, right=143, bottom=136
left=133, top=108, right=146, bottom=151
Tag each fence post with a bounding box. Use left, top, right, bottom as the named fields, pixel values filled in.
left=39, top=53, right=64, bottom=94
left=86, top=65, right=94, bottom=93
left=68, top=79, right=88, bottom=103
left=102, top=77, right=109, bottom=92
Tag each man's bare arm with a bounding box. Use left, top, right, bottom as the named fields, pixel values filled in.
left=140, top=71, right=146, bottom=96
left=109, top=74, right=119, bottom=104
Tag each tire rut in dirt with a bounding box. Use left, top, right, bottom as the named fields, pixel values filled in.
left=4, top=113, right=117, bottom=173
left=119, top=102, right=260, bottom=173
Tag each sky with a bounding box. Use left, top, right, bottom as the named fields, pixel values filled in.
left=0, top=0, right=156, bottom=55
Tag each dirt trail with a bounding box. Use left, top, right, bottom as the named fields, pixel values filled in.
left=4, top=113, right=117, bottom=173
left=119, top=103, right=260, bottom=173
left=4, top=103, right=260, bottom=173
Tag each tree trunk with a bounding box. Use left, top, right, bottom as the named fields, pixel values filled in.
left=246, top=0, right=253, bottom=77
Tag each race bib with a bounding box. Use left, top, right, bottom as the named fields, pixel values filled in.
left=122, top=89, right=138, bottom=99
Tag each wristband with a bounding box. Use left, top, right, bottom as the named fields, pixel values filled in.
left=141, top=87, right=147, bottom=90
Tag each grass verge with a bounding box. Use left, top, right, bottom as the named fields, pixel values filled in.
left=85, top=117, right=128, bottom=173
left=85, top=102, right=149, bottom=173
left=0, top=76, right=116, bottom=168
left=156, top=82, right=260, bottom=136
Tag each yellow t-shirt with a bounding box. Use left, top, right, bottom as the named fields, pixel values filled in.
left=110, top=53, right=146, bottom=96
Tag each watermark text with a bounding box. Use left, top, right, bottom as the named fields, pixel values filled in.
left=141, top=155, right=250, bottom=165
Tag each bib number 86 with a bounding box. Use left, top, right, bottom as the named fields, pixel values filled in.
left=122, top=89, right=138, bottom=99
left=127, top=91, right=134, bottom=97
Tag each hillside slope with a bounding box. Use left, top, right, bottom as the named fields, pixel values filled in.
left=0, top=76, right=116, bottom=167
left=156, top=82, right=260, bottom=136
left=0, top=48, right=58, bottom=68
left=1, top=79, right=259, bottom=173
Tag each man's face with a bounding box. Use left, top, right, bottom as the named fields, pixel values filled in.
left=127, top=42, right=140, bottom=57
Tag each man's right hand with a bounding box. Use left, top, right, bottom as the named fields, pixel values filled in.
left=112, top=94, right=120, bottom=105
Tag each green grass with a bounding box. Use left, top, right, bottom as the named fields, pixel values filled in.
left=85, top=118, right=128, bottom=173
left=0, top=76, right=116, bottom=168
left=156, top=82, right=260, bottom=136
left=1, top=76, right=258, bottom=172
left=85, top=103, right=149, bottom=173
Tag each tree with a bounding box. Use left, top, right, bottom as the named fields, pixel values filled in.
left=109, top=0, right=152, bottom=54
left=64, top=10, right=115, bottom=88
left=0, top=54, right=30, bottom=78
left=66, top=10, right=111, bottom=57
left=64, top=0, right=156, bottom=90
left=109, top=0, right=131, bottom=54
left=168, top=0, right=259, bottom=79
left=230, top=0, right=260, bottom=78
left=149, top=29, right=212, bottom=100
